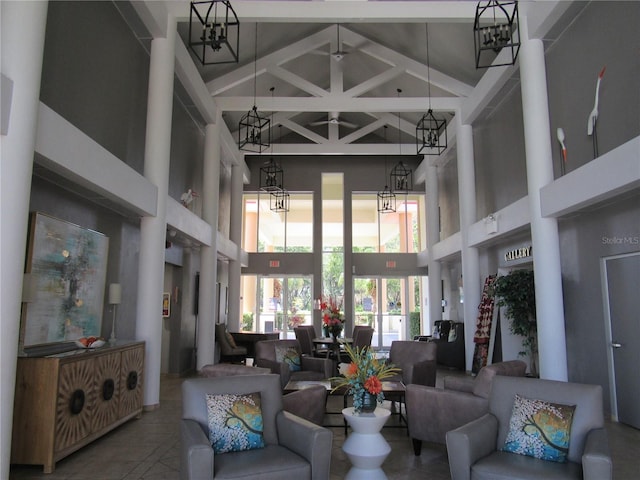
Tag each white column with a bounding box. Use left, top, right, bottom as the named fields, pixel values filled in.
left=197, top=121, right=221, bottom=369
left=227, top=164, right=244, bottom=332
left=520, top=33, right=568, bottom=381
left=457, top=121, right=481, bottom=371
left=0, top=2, right=48, bottom=475
left=136, top=19, right=176, bottom=408
left=426, top=163, right=442, bottom=331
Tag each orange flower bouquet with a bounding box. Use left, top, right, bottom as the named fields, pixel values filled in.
left=331, top=343, right=400, bottom=413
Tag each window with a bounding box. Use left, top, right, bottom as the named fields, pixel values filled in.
left=242, top=192, right=313, bottom=252
left=352, top=193, right=426, bottom=252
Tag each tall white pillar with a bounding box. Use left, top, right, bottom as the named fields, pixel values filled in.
left=197, top=121, right=221, bottom=369
left=457, top=121, right=481, bottom=371
left=426, top=163, right=442, bottom=332
left=0, top=2, right=48, bottom=475
left=227, top=164, right=244, bottom=332
left=136, top=19, right=176, bottom=408
left=520, top=33, right=568, bottom=381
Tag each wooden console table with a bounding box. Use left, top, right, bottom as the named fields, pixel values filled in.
left=11, top=341, right=145, bottom=473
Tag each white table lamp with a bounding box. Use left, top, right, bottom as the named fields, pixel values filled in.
left=108, top=283, right=122, bottom=344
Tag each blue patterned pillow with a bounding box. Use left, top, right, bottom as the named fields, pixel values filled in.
left=502, top=394, right=576, bottom=463
left=206, top=392, right=264, bottom=454
left=275, top=346, right=302, bottom=372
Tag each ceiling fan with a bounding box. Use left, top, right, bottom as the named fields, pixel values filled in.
left=309, top=115, right=358, bottom=129
left=310, top=24, right=349, bottom=61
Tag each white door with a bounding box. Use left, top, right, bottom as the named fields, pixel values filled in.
left=602, top=252, right=640, bottom=429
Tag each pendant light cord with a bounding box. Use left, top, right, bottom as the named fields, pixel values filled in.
left=425, top=23, right=432, bottom=111
left=253, top=23, right=258, bottom=106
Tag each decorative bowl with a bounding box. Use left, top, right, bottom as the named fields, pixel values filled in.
left=75, top=337, right=106, bottom=349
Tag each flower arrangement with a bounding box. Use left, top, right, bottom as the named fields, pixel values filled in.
left=321, top=296, right=344, bottom=337
left=331, top=343, right=400, bottom=413
left=288, top=309, right=305, bottom=329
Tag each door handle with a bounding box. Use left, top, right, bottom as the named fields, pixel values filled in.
left=611, top=342, right=622, bottom=348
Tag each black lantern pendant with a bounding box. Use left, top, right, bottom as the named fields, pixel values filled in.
left=377, top=187, right=396, bottom=214
left=390, top=161, right=413, bottom=193
left=239, top=106, right=270, bottom=152
left=270, top=187, right=290, bottom=213
left=259, top=158, right=283, bottom=192
left=416, top=109, right=447, bottom=156
left=188, top=1, right=239, bottom=65
left=474, top=0, right=520, bottom=69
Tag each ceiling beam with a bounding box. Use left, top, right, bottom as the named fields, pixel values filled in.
left=166, top=1, right=478, bottom=23
left=215, top=96, right=462, bottom=112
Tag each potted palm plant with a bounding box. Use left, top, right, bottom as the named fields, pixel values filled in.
left=491, top=269, right=538, bottom=376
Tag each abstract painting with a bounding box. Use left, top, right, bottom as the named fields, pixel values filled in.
left=21, top=212, right=109, bottom=348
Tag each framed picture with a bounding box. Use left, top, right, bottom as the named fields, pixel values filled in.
left=162, top=292, right=171, bottom=318
left=21, top=212, right=109, bottom=349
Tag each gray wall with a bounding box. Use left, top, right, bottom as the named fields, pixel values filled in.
left=31, top=1, right=209, bottom=374
left=444, top=2, right=640, bottom=412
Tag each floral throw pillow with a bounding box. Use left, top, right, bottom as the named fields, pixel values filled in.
left=502, top=394, right=576, bottom=463
left=206, top=392, right=264, bottom=454
left=275, top=346, right=302, bottom=372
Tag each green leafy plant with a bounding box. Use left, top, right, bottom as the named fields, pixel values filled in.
left=491, top=270, right=537, bottom=374
left=331, top=343, right=400, bottom=413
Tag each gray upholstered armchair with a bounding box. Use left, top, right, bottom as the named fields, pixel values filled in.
left=407, top=360, right=527, bottom=452
left=181, top=374, right=333, bottom=480
left=446, top=375, right=612, bottom=480
left=255, top=339, right=333, bottom=388
left=387, top=340, right=438, bottom=387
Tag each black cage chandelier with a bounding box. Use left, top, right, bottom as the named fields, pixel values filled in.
left=188, top=1, right=239, bottom=66
left=270, top=188, right=290, bottom=213
left=416, top=23, right=447, bottom=156
left=377, top=126, right=396, bottom=214
left=474, top=0, right=520, bottom=69
left=239, top=24, right=270, bottom=152
left=267, top=121, right=290, bottom=213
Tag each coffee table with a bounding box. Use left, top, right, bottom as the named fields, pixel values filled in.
left=283, top=379, right=406, bottom=433
left=342, top=407, right=391, bottom=479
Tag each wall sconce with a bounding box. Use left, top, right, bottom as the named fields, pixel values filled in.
left=484, top=214, right=498, bottom=234
left=108, top=283, right=122, bottom=344
left=188, top=0, right=240, bottom=66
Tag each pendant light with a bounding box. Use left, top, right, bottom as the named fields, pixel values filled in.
left=188, top=1, right=239, bottom=66
left=239, top=23, right=270, bottom=152
left=416, top=23, right=447, bottom=156
left=474, top=0, right=520, bottom=69
left=377, top=125, right=396, bottom=214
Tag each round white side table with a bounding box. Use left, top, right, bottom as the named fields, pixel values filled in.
left=341, top=407, right=391, bottom=480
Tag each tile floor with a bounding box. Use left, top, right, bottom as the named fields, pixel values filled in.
left=9, top=370, right=640, bottom=479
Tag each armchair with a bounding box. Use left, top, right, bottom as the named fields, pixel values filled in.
left=406, top=360, right=526, bottom=451
left=215, top=323, right=247, bottom=364
left=387, top=340, right=438, bottom=387
left=255, top=339, right=333, bottom=389
left=446, top=375, right=612, bottom=480
left=294, top=326, right=318, bottom=356
left=181, top=374, right=332, bottom=480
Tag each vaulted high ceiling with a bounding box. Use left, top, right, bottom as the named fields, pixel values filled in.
left=141, top=1, right=581, bottom=159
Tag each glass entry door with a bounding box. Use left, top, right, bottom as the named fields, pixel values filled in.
left=353, top=277, right=410, bottom=349
left=257, top=276, right=313, bottom=339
